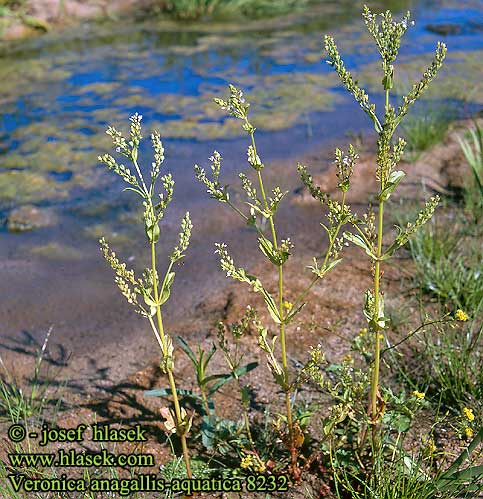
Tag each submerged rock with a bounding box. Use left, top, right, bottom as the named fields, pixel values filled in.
left=426, top=23, right=462, bottom=36
left=6, top=205, right=57, bottom=232
left=30, top=242, right=83, bottom=260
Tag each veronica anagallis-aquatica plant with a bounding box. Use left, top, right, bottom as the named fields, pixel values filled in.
left=195, top=86, right=355, bottom=479
left=325, top=6, right=445, bottom=445
left=98, top=114, right=193, bottom=477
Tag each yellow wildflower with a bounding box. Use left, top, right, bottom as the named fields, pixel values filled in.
left=465, top=427, right=474, bottom=439
left=283, top=301, right=293, bottom=311
left=463, top=407, right=475, bottom=422
left=426, top=438, right=436, bottom=454
left=455, top=309, right=468, bottom=322
left=413, top=390, right=425, bottom=400
left=359, top=327, right=368, bottom=336
left=343, top=354, right=354, bottom=364
left=240, top=455, right=253, bottom=469
left=254, top=460, right=266, bottom=473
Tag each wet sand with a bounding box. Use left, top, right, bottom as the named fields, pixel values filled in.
left=0, top=118, right=470, bottom=398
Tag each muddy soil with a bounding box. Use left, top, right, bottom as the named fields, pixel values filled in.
left=0, top=0, right=157, bottom=40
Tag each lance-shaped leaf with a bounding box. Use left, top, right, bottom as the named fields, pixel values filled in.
left=207, top=362, right=258, bottom=398
left=364, top=289, right=386, bottom=329
left=344, top=231, right=377, bottom=259
left=379, top=170, right=406, bottom=201
left=260, top=286, right=282, bottom=324
left=284, top=302, right=306, bottom=325
left=159, top=271, right=175, bottom=306
left=258, top=236, right=279, bottom=265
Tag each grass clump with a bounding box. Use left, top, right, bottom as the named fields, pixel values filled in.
left=0, top=327, right=63, bottom=424
left=400, top=104, right=454, bottom=159
left=157, top=0, right=312, bottom=21
left=407, top=217, right=483, bottom=314
left=458, top=120, right=483, bottom=222
left=417, top=315, right=483, bottom=413
left=401, top=209, right=483, bottom=416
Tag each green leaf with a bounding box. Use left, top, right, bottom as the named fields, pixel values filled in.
left=284, top=302, right=306, bottom=324
left=207, top=374, right=232, bottom=397
left=393, top=413, right=411, bottom=433
left=142, top=291, right=157, bottom=308
left=159, top=272, right=175, bottom=305
left=261, top=288, right=281, bottom=324
left=343, top=232, right=377, bottom=259
left=382, top=72, right=393, bottom=91
left=176, top=336, right=198, bottom=366
left=201, top=415, right=216, bottom=449
left=233, top=361, right=258, bottom=378
left=204, top=373, right=230, bottom=385
left=338, top=179, right=350, bottom=192
left=144, top=388, right=199, bottom=399
left=246, top=202, right=271, bottom=219
left=363, top=289, right=385, bottom=328
left=203, top=344, right=217, bottom=371
left=439, top=427, right=483, bottom=485
left=207, top=362, right=259, bottom=397
left=258, top=236, right=279, bottom=265
left=379, top=170, right=406, bottom=201
left=145, top=221, right=160, bottom=243
left=322, top=258, right=343, bottom=275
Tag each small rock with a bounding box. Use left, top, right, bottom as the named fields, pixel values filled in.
left=6, top=205, right=57, bottom=232
left=426, top=23, right=462, bottom=36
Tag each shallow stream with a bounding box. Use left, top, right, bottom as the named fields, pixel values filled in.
left=0, top=0, right=482, bottom=377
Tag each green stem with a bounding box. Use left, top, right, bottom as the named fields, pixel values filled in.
left=151, top=240, right=192, bottom=479
left=227, top=200, right=250, bottom=223
left=370, top=200, right=384, bottom=420
left=370, top=89, right=389, bottom=430
left=200, top=387, right=210, bottom=416
left=248, top=125, right=295, bottom=462
left=133, top=155, right=149, bottom=195
left=235, top=377, right=254, bottom=447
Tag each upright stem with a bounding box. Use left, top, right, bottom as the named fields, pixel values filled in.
left=370, top=89, right=389, bottom=429
left=200, top=388, right=210, bottom=416
left=235, top=377, right=255, bottom=447
left=370, top=201, right=384, bottom=420
left=151, top=241, right=192, bottom=479
left=250, top=126, right=295, bottom=458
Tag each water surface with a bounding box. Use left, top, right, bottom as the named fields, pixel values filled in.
left=0, top=0, right=482, bottom=372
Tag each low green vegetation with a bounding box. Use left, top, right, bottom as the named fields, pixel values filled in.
left=400, top=104, right=454, bottom=158
left=0, top=327, right=63, bottom=424
left=0, top=0, right=50, bottom=34
left=156, top=0, right=313, bottom=21
left=459, top=120, right=483, bottom=222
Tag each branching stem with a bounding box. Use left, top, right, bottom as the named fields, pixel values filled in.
left=151, top=237, right=192, bottom=479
